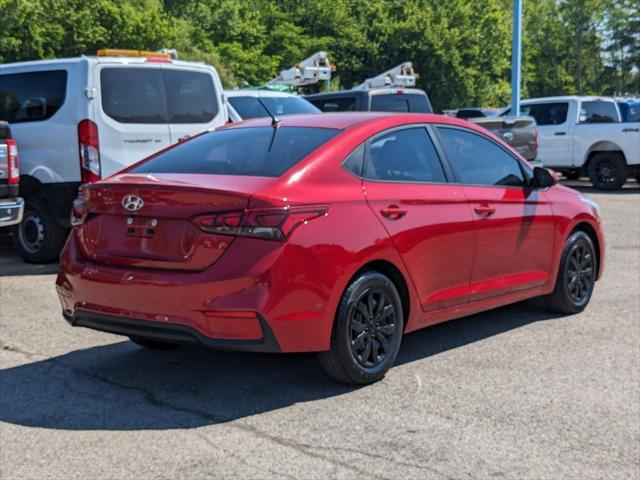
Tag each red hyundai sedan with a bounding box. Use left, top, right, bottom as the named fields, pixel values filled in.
left=56, top=113, right=604, bottom=384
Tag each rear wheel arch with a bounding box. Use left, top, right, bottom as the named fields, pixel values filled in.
left=583, top=141, right=627, bottom=169
left=350, top=260, right=411, bottom=330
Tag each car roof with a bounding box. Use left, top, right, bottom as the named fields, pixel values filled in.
left=306, top=88, right=427, bottom=99
left=220, top=112, right=477, bottom=131
left=224, top=89, right=298, bottom=98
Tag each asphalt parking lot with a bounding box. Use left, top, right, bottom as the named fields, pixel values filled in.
left=0, top=180, right=638, bottom=480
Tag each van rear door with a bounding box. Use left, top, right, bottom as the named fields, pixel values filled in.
left=163, top=65, right=226, bottom=144
left=94, top=64, right=172, bottom=177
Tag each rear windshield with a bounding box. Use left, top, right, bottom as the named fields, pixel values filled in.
left=228, top=95, right=319, bottom=120
left=0, top=70, right=68, bottom=123
left=371, top=93, right=432, bottom=113
left=132, top=126, right=340, bottom=177
left=101, top=68, right=218, bottom=124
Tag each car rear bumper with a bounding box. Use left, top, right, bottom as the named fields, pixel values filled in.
left=0, top=197, right=24, bottom=227
left=63, top=309, right=280, bottom=352
left=56, top=231, right=344, bottom=353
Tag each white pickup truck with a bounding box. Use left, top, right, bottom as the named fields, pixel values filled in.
left=503, top=96, right=639, bottom=190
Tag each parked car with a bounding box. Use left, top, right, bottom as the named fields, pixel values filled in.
left=502, top=96, right=640, bottom=189
left=0, top=49, right=227, bottom=262
left=225, top=89, right=319, bottom=121
left=0, top=121, right=24, bottom=228
left=57, top=112, right=604, bottom=384
left=617, top=99, right=640, bottom=123
left=305, top=88, right=433, bottom=114
left=452, top=107, right=501, bottom=119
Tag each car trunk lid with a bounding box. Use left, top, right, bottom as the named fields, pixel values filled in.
left=76, top=173, right=275, bottom=270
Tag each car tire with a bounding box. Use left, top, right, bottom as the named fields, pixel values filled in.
left=13, top=198, right=68, bottom=263
left=129, top=336, right=179, bottom=350
left=545, top=231, right=597, bottom=314
left=587, top=152, right=628, bottom=190
left=318, top=271, right=404, bottom=384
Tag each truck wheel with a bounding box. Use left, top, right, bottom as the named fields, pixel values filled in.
left=13, top=198, right=68, bottom=263
left=587, top=152, right=628, bottom=190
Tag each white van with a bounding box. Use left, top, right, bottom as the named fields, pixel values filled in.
left=0, top=50, right=227, bottom=261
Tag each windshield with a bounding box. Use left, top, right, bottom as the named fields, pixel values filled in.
left=131, top=126, right=340, bottom=177
left=228, top=95, right=319, bottom=120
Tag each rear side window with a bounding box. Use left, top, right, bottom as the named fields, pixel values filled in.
left=579, top=101, right=618, bottom=123
left=437, top=127, right=526, bottom=187
left=371, top=93, right=432, bottom=113
left=101, top=68, right=167, bottom=123
left=132, top=127, right=340, bottom=177
left=101, top=68, right=219, bottom=124
left=164, top=69, right=218, bottom=123
left=0, top=70, right=67, bottom=123
left=364, top=128, right=446, bottom=183
left=228, top=96, right=319, bottom=119
left=519, top=102, right=568, bottom=125
left=309, top=96, right=357, bottom=112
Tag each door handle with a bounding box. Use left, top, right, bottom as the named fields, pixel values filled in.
left=380, top=206, right=407, bottom=220
left=474, top=206, right=496, bottom=218
left=554, top=132, right=567, bottom=136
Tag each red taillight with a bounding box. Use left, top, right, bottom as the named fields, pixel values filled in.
left=78, top=119, right=101, bottom=183
left=5, top=139, right=19, bottom=185
left=193, top=206, right=328, bottom=241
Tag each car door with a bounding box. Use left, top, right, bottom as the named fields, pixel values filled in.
left=362, top=126, right=475, bottom=313
left=435, top=126, right=555, bottom=302
left=520, top=101, right=572, bottom=168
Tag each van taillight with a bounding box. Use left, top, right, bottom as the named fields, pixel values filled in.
left=78, top=120, right=101, bottom=183
left=5, top=139, right=19, bottom=185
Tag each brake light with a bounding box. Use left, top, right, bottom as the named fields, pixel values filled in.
left=5, top=139, right=19, bottom=185
left=78, top=120, right=101, bottom=183
left=194, top=206, right=328, bottom=241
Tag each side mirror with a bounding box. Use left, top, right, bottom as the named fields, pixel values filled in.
left=531, top=166, right=556, bottom=189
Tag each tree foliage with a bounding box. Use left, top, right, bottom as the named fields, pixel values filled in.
left=0, top=0, right=638, bottom=111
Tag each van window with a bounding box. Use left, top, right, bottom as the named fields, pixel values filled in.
left=519, top=103, right=568, bottom=125
left=579, top=101, right=618, bottom=123
left=101, top=68, right=219, bottom=124
left=0, top=70, right=68, bottom=123
left=309, top=96, right=357, bottom=112
left=371, top=93, right=432, bottom=113
left=163, top=69, right=218, bottom=123
left=132, top=126, right=340, bottom=177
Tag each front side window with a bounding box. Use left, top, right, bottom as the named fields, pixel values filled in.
left=437, top=127, right=526, bottom=187
left=101, top=68, right=219, bottom=124
left=364, top=127, right=446, bottom=183
left=0, top=70, right=67, bottom=123
left=579, top=101, right=618, bottom=123
left=228, top=95, right=319, bottom=120
left=131, top=126, right=340, bottom=177
left=519, top=102, right=569, bottom=125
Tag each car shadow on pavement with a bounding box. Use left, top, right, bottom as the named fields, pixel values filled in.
left=0, top=298, right=563, bottom=431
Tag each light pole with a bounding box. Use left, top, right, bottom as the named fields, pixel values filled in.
left=511, top=0, right=522, bottom=116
